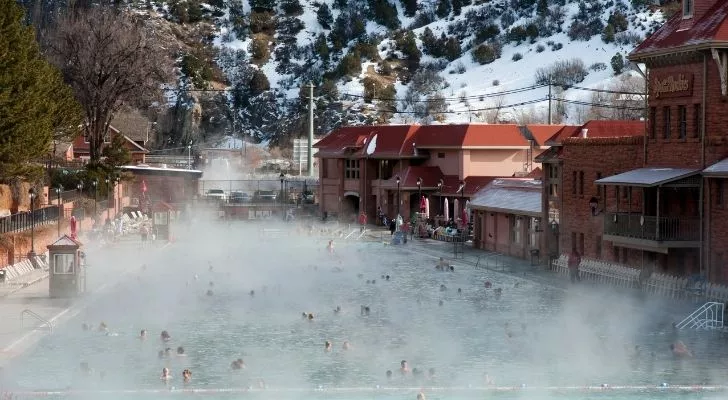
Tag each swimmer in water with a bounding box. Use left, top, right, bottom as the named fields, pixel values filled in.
left=177, top=346, right=186, bottom=356
left=98, top=322, right=108, bottom=332
left=302, top=312, right=308, bottom=319
left=206, top=289, right=214, bottom=296
left=140, top=329, right=147, bottom=339
left=427, top=368, right=436, bottom=381
left=231, top=359, right=245, bottom=370
left=334, top=306, right=341, bottom=314
left=457, top=288, right=462, bottom=294
left=417, top=392, right=426, bottom=400
left=438, top=300, right=444, bottom=306
left=161, top=330, right=171, bottom=341
left=308, top=313, right=314, bottom=321
left=80, top=362, right=92, bottom=376
left=249, top=290, right=255, bottom=297
left=182, top=369, right=192, bottom=383
left=82, top=323, right=89, bottom=331
left=342, top=341, right=350, bottom=350
left=670, top=341, right=693, bottom=358
left=325, top=341, right=332, bottom=352
left=386, top=275, right=390, bottom=281
left=484, top=373, right=495, bottom=385
left=386, top=370, right=393, bottom=379
left=158, top=350, right=165, bottom=359
left=440, top=284, right=447, bottom=291
left=160, top=367, right=171, bottom=381
left=400, top=360, right=410, bottom=374
left=209, top=281, right=214, bottom=287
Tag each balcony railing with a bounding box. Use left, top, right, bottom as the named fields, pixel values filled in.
left=0, top=206, right=60, bottom=235
left=604, top=212, right=700, bottom=242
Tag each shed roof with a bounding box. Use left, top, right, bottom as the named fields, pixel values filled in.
left=595, top=167, right=700, bottom=187
left=703, top=158, right=728, bottom=177
left=470, top=178, right=542, bottom=216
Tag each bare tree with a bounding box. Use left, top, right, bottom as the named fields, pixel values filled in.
left=482, top=93, right=507, bottom=124
left=46, top=8, right=171, bottom=163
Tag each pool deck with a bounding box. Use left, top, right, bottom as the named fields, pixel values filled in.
left=368, top=227, right=702, bottom=322
left=0, top=237, right=168, bottom=367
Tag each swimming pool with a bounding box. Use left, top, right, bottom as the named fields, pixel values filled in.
left=4, top=223, right=728, bottom=399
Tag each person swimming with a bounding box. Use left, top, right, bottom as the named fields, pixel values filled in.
left=484, top=281, right=492, bottom=288
left=80, top=362, right=92, bottom=376
left=400, top=360, right=410, bottom=374
left=160, top=367, right=171, bottom=381
left=182, top=369, right=192, bottom=383
left=231, top=359, right=245, bottom=370
left=334, top=306, right=341, bottom=314
left=325, top=341, right=332, bottom=352
left=161, top=331, right=171, bottom=341
left=249, top=290, right=255, bottom=297
left=308, top=313, right=314, bottom=321
left=98, top=322, right=108, bottom=332
left=177, top=346, right=186, bottom=356
left=386, top=275, right=390, bottom=281
left=158, top=350, right=165, bottom=359
left=438, top=300, right=444, bottom=306
left=417, top=392, right=426, bottom=400
left=427, top=368, right=436, bottom=381
left=457, top=288, right=462, bottom=294
left=81, top=323, right=89, bottom=331
left=386, top=370, right=393, bottom=379
left=206, top=289, right=214, bottom=296
left=671, top=341, right=693, bottom=358
left=139, top=329, right=147, bottom=339
left=440, top=284, right=447, bottom=291
left=342, top=341, right=350, bottom=350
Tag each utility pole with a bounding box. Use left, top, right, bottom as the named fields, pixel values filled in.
left=307, top=82, right=315, bottom=177
left=547, top=76, right=553, bottom=125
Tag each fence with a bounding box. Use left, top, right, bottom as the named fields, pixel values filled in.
left=552, top=255, right=728, bottom=303
left=199, top=179, right=320, bottom=204
left=0, top=206, right=60, bottom=235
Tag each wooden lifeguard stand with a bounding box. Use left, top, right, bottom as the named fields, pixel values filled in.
left=152, top=201, right=176, bottom=241
left=47, top=235, right=86, bottom=298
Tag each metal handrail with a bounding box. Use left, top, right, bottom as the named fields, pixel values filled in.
left=21, top=309, right=54, bottom=334
left=675, top=302, right=724, bottom=330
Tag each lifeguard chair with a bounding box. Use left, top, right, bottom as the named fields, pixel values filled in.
left=47, top=235, right=86, bottom=298
left=152, top=201, right=176, bottom=241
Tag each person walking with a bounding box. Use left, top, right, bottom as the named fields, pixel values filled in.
left=568, top=249, right=581, bottom=283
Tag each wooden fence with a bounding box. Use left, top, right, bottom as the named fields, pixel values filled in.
left=552, top=255, right=728, bottom=303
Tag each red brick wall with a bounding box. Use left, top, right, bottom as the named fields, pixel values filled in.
left=560, top=137, right=643, bottom=264
left=707, top=178, right=728, bottom=283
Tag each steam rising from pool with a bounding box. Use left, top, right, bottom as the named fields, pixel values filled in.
left=3, top=215, right=727, bottom=400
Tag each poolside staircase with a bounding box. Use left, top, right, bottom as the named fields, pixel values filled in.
left=20, top=309, right=54, bottom=334
left=675, top=302, right=725, bottom=330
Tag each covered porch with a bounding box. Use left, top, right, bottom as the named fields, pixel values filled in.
left=596, top=167, right=701, bottom=253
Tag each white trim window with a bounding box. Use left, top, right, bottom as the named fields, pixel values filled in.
left=53, top=253, right=75, bottom=275
left=683, top=0, right=693, bottom=18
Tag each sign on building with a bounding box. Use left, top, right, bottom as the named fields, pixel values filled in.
left=292, top=138, right=320, bottom=174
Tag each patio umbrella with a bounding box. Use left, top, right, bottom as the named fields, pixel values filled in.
left=454, top=199, right=460, bottom=222
left=419, top=195, right=426, bottom=213
left=461, top=207, right=469, bottom=225
left=464, top=200, right=470, bottom=224
left=70, top=215, right=77, bottom=239
left=425, top=197, right=430, bottom=218
left=444, top=198, right=449, bottom=221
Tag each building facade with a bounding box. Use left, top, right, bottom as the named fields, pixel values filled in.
left=558, top=0, right=728, bottom=282
left=314, top=124, right=561, bottom=223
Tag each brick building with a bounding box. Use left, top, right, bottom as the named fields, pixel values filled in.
left=314, top=124, right=560, bottom=223
left=559, top=0, right=728, bottom=282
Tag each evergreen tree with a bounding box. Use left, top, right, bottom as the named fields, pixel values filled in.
left=0, top=0, right=82, bottom=181
left=451, top=0, right=462, bottom=16
left=313, top=33, right=330, bottom=63
left=316, top=3, right=333, bottom=29
left=435, top=0, right=450, bottom=18
left=100, top=132, right=132, bottom=177
left=420, top=27, right=438, bottom=56
left=280, top=0, right=302, bottom=15
left=401, top=0, right=417, bottom=17
left=250, top=0, right=275, bottom=12
left=537, top=0, right=548, bottom=15
left=611, top=53, right=624, bottom=75
left=249, top=69, right=271, bottom=95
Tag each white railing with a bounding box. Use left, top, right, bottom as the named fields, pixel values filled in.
left=21, top=309, right=53, bottom=334
left=551, top=255, right=728, bottom=302
left=675, top=302, right=725, bottom=330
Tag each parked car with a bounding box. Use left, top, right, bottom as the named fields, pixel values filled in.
left=229, top=191, right=250, bottom=203
left=206, top=189, right=227, bottom=202
left=254, top=190, right=278, bottom=202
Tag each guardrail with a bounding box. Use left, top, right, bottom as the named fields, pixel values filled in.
left=0, top=206, right=60, bottom=234
left=604, top=213, right=700, bottom=242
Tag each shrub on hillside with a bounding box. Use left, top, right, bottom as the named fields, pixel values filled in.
left=249, top=69, right=270, bottom=95
left=248, top=37, right=270, bottom=61
left=249, top=11, right=276, bottom=34
left=471, top=43, right=501, bottom=65
left=369, top=0, right=400, bottom=29
left=337, top=50, right=362, bottom=77
left=316, top=3, right=333, bottom=29
left=394, top=30, right=421, bottom=63
left=611, top=53, right=624, bottom=75
left=280, top=0, right=303, bottom=15
left=512, top=52, right=522, bottom=61
left=536, top=44, right=545, bottom=53
left=534, top=58, right=588, bottom=86
left=475, top=23, right=500, bottom=43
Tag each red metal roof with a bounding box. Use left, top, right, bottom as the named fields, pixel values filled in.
left=630, top=1, right=728, bottom=59
left=440, top=175, right=501, bottom=196
left=363, top=125, right=420, bottom=158
left=573, top=120, right=645, bottom=139
left=380, top=166, right=445, bottom=189
left=526, top=125, right=565, bottom=146
left=313, top=126, right=374, bottom=157
left=414, top=124, right=530, bottom=148
left=545, top=125, right=581, bottom=145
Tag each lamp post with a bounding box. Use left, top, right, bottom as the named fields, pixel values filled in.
left=437, top=178, right=444, bottom=221
left=92, top=179, right=98, bottom=222
left=29, top=188, right=36, bottom=257
left=458, top=180, right=466, bottom=225
left=395, top=175, right=401, bottom=218
left=55, top=185, right=63, bottom=237
left=279, top=172, right=285, bottom=221
left=115, top=177, right=121, bottom=218
left=187, top=143, right=192, bottom=170
left=416, top=177, right=422, bottom=214
left=105, top=178, right=110, bottom=221
left=77, top=182, right=84, bottom=232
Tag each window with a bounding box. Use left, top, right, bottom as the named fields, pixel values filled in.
left=511, top=216, right=522, bottom=244
left=578, top=232, right=585, bottom=255
left=549, top=183, right=558, bottom=197
left=683, top=0, right=693, bottom=18
left=694, top=104, right=702, bottom=138
left=718, top=180, right=724, bottom=206
left=572, top=171, right=577, bottom=195
left=53, top=253, right=75, bottom=275
left=678, top=105, right=687, bottom=139
left=549, top=164, right=559, bottom=179
left=596, top=236, right=602, bottom=258
left=578, top=171, right=584, bottom=196
left=649, top=107, right=656, bottom=138
left=663, top=106, right=671, bottom=139
left=437, top=152, right=445, bottom=158
left=571, top=232, right=577, bottom=252
left=528, top=218, right=538, bottom=247
left=344, top=159, right=360, bottom=179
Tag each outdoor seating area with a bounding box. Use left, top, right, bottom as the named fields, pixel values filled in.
left=0, top=252, right=49, bottom=291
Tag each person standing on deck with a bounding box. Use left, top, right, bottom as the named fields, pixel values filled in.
left=358, top=212, right=367, bottom=232
left=568, top=250, right=581, bottom=283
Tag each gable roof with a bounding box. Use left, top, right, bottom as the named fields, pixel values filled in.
left=523, top=125, right=565, bottom=146
left=545, top=125, right=581, bottom=146
left=630, top=1, right=728, bottom=60
left=414, top=124, right=530, bottom=149
left=109, top=109, right=153, bottom=143
left=313, top=126, right=374, bottom=157
left=571, top=120, right=645, bottom=139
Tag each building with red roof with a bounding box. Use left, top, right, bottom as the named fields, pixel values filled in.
left=549, top=0, right=728, bottom=281
left=314, top=123, right=547, bottom=223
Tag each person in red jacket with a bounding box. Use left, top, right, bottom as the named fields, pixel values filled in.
left=358, top=212, right=367, bottom=232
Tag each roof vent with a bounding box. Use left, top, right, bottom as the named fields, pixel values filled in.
left=581, top=129, right=589, bottom=138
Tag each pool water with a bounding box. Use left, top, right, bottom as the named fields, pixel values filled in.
left=4, top=224, right=728, bottom=399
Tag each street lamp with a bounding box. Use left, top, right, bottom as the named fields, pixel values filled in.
left=437, top=178, right=444, bottom=219
left=279, top=172, right=285, bottom=220
left=458, top=180, right=466, bottom=225
left=105, top=178, right=110, bottom=221
left=416, top=177, right=423, bottom=214
left=395, top=175, right=401, bottom=218
left=55, top=185, right=63, bottom=237
left=187, top=143, right=192, bottom=170
left=115, top=177, right=121, bottom=218
left=29, top=188, right=36, bottom=257
left=76, top=182, right=84, bottom=232
left=92, top=179, right=98, bottom=222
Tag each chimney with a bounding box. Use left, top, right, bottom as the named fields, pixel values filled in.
left=581, top=129, right=589, bottom=138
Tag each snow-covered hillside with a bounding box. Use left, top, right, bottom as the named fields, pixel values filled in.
left=207, top=0, right=666, bottom=142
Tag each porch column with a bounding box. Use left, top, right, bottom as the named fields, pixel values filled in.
left=656, top=186, right=660, bottom=240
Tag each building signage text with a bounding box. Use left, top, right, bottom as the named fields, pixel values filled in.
left=651, top=73, right=693, bottom=98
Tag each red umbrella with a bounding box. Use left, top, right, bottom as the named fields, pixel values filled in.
left=141, top=180, right=148, bottom=193
left=419, top=196, right=426, bottom=213
left=70, top=215, right=77, bottom=239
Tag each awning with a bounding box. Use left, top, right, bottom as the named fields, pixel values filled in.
left=703, top=158, right=728, bottom=177
left=595, top=167, right=700, bottom=187
left=469, top=179, right=542, bottom=217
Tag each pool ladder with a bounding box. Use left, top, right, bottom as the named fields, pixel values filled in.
left=675, top=302, right=724, bottom=330
left=20, top=309, right=54, bottom=334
